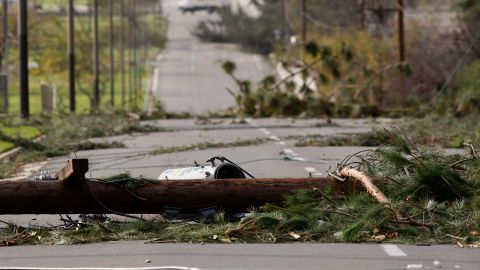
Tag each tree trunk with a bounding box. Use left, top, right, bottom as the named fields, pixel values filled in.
left=0, top=177, right=347, bottom=214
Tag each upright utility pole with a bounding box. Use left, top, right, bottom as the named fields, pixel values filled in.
left=92, top=0, right=99, bottom=108
left=128, top=0, right=133, bottom=106
left=282, top=0, right=289, bottom=42
left=2, top=0, right=8, bottom=113
left=18, top=0, right=29, bottom=118
left=120, top=0, right=126, bottom=108
left=67, top=0, right=75, bottom=112
left=108, top=0, right=114, bottom=106
left=133, top=0, right=138, bottom=105
left=360, top=0, right=366, bottom=29
left=301, top=0, right=307, bottom=43
left=397, top=0, right=405, bottom=62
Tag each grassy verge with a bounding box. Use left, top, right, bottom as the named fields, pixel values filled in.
left=0, top=125, right=42, bottom=153
left=0, top=112, right=168, bottom=179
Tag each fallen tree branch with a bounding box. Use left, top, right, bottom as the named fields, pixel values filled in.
left=340, top=167, right=403, bottom=221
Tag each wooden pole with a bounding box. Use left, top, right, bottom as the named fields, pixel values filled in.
left=301, top=0, right=307, bottom=43
left=120, top=0, right=126, bottom=108
left=128, top=0, right=133, bottom=107
left=92, top=0, right=100, bottom=109
left=18, top=0, right=29, bottom=118
left=0, top=178, right=346, bottom=214
left=108, top=0, right=115, bottom=106
left=2, top=0, right=9, bottom=113
left=133, top=0, right=138, bottom=106
left=397, top=0, right=405, bottom=62
left=360, top=0, right=366, bottom=29
left=67, top=0, right=76, bottom=112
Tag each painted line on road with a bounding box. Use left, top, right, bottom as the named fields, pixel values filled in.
left=259, top=128, right=271, bottom=135
left=269, top=135, right=280, bottom=141
left=0, top=267, right=200, bottom=270
left=380, top=244, right=407, bottom=257
left=248, top=120, right=311, bottom=163
left=253, top=56, right=263, bottom=72
left=305, top=167, right=325, bottom=177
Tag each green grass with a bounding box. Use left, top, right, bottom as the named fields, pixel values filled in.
left=0, top=125, right=42, bottom=153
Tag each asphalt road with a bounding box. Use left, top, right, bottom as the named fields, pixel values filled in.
left=153, top=0, right=270, bottom=114
left=1, top=241, right=478, bottom=270
left=38, top=118, right=389, bottom=179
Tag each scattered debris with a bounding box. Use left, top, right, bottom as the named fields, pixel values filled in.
left=288, top=231, right=301, bottom=240
left=0, top=130, right=478, bottom=246
left=151, top=138, right=268, bottom=155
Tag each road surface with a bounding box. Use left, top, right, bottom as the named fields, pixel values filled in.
left=152, top=0, right=270, bottom=115
left=38, top=118, right=390, bottom=179
left=0, top=241, right=478, bottom=270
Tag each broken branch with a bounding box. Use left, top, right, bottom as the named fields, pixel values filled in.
left=340, top=167, right=403, bottom=221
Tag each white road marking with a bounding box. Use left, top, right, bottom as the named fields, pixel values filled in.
left=259, top=128, right=271, bottom=135
left=293, top=157, right=307, bottom=162
left=405, top=264, right=424, bottom=269
left=254, top=56, right=263, bottom=72
left=269, top=135, right=280, bottom=141
left=278, top=141, right=286, bottom=145
left=381, top=244, right=407, bottom=257
left=304, top=167, right=317, bottom=173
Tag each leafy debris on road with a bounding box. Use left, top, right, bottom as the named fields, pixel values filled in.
left=1, top=130, right=479, bottom=246
left=151, top=138, right=268, bottom=155
left=294, top=129, right=390, bottom=147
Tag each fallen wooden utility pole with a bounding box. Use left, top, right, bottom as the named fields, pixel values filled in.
left=0, top=177, right=347, bottom=214
left=0, top=159, right=353, bottom=214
